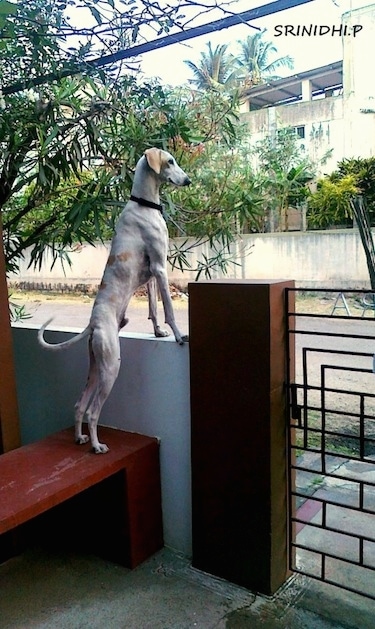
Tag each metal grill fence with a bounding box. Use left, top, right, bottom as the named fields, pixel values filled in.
left=286, top=288, right=375, bottom=601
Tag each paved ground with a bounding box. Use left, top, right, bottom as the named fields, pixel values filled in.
left=0, top=545, right=374, bottom=629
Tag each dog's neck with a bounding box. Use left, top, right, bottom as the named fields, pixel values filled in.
left=131, top=156, right=161, bottom=205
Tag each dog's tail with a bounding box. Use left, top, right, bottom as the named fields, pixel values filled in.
left=38, top=318, right=91, bottom=351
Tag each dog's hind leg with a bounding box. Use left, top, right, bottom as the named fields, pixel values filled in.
left=85, top=328, right=121, bottom=453
left=86, top=369, right=119, bottom=453
left=74, top=338, right=97, bottom=445
left=147, top=277, right=169, bottom=338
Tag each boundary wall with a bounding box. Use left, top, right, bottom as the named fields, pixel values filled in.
left=8, top=230, right=374, bottom=291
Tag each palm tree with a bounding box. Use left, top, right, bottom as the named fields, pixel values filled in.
left=184, top=42, right=238, bottom=91
left=236, top=30, right=294, bottom=87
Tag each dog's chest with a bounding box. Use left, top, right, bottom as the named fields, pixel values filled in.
left=114, top=209, right=168, bottom=251
left=102, top=210, right=167, bottom=283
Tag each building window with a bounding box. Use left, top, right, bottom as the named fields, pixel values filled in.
left=294, top=125, right=305, bottom=139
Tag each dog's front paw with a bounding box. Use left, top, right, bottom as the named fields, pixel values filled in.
left=177, top=334, right=189, bottom=345
left=76, top=435, right=90, bottom=445
left=154, top=327, right=169, bottom=338
left=93, top=443, right=110, bottom=454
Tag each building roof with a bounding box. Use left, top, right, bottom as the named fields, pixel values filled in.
left=244, top=60, right=343, bottom=109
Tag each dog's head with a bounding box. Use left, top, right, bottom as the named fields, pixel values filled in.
left=144, top=148, right=191, bottom=187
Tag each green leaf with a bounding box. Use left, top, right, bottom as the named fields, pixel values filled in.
left=43, top=126, right=60, bottom=148
left=38, top=164, right=48, bottom=186
left=89, top=6, right=102, bottom=25
left=0, top=1, right=17, bottom=15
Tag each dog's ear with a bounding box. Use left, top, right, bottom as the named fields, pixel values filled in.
left=144, top=148, right=162, bottom=174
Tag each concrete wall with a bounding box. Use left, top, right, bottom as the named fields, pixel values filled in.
left=342, top=4, right=375, bottom=159
left=9, top=229, right=373, bottom=290
left=241, top=96, right=344, bottom=176
left=215, top=229, right=371, bottom=290
left=168, top=230, right=373, bottom=289
left=11, top=324, right=191, bottom=555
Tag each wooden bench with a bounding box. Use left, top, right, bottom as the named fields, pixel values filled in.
left=0, top=426, right=163, bottom=567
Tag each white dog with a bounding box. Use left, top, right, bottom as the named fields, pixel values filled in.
left=38, top=148, right=190, bottom=453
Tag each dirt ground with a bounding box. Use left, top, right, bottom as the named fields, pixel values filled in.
left=289, top=293, right=375, bottom=454
left=8, top=286, right=374, bottom=313
left=8, top=286, right=188, bottom=314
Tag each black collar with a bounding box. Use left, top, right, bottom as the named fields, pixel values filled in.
left=130, top=195, right=163, bottom=213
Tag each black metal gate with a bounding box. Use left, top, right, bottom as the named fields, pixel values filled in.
left=286, top=288, right=375, bottom=601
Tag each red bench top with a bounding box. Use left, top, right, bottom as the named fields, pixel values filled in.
left=0, top=427, right=159, bottom=535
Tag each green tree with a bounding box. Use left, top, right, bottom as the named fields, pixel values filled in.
left=0, top=0, right=256, bottom=280
left=331, top=157, right=375, bottom=222
left=307, top=176, right=358, bottom=229
left=307, top=157, right=375, bottom=228
left=236, top=30, right=294, bottom=88
left=254, top=129, right=315, bottom=231
left=184, top=31, right=293, bottom=94
left=306, top=158, right=375, bottom=289
left=184, top=43, right=239, bottom=92
left=2, top=76, right=249, bottom=276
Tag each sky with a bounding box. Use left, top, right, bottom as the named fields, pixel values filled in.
left=140, top=0, right=371, bottom=85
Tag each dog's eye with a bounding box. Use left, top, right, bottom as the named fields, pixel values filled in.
left=168, top=158, right=174, bottom=165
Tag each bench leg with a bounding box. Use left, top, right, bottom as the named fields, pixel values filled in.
left=125, top=442, right=164, bottom=568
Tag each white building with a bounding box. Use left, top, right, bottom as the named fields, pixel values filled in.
left=240, top=3, right=375, bottom=176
